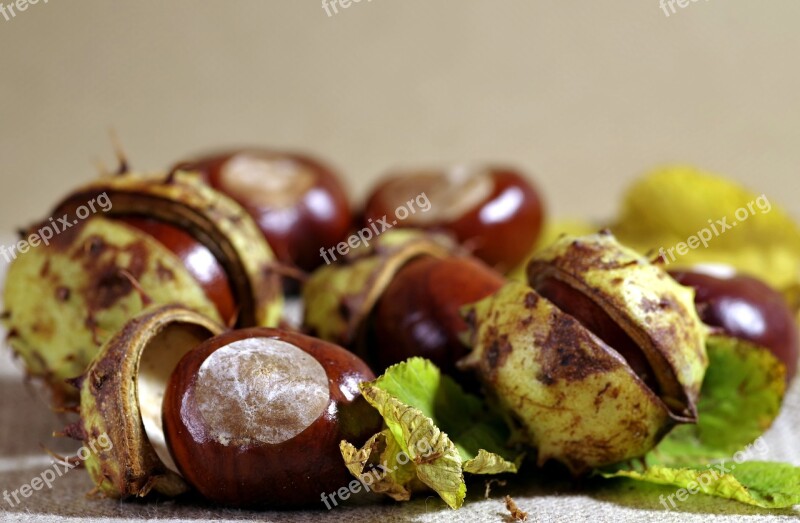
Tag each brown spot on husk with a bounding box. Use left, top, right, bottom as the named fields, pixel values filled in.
left=40, top=260, right=51, bottom=277
left=484, top=330, right=513, bottom=380
left=463, top=308, right=477, bottom=330
left=524, top=292, right=539, bottom=309
left=640, top=296, right=672, bottom=313
left=536, top=314, right=618, bottom=383
left=82, top=240, right=149, bottom=312
left=155, top=261, right=174, bottom=281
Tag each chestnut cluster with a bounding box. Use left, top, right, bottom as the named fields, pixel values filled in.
left=172, top=152, right=544, bottom=275
left=2, top=147, right=545, bottom=508
left=4, top=144, right=798, bottom=511
left=3, top=149, right=544, bottom=403
left=70, top=304, right=381, bottom=508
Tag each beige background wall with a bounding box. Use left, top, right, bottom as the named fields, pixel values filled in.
left=1, top=1, right=799, bottom=231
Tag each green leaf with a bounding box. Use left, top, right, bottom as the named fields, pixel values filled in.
left=602, top=335, right=793, bottom=509
left=358, top=382, right=467, bottom=509
left=601, top=462, right=800, bottom=509
left=340, top=358, right=520, bottom=509
left=340, top=429, right=428, bottom=502
left=463, top=449, right=521, bottom=474
left=612, top=166, right=800, bottom=288
left=368, top=357, right=519, bottom=465
left=649, top=335, right=785, bottom=466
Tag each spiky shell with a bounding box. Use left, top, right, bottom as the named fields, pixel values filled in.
left=461, top=233, right=708, bottom=474
left=3, top=171, right=282, bottom=404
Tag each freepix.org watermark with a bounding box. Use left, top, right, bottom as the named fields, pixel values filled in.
left=3, top=433, right=113, bottom=508
left=658, top=437, right=769, bottom=510
left=0, top=0, right=48, bottom=22
left=657, top=194, right=771, bottom=266
left=322, top=0, right=372, bottom=18
left=319, top=192, right=431, bottom=265
left=0, top=193, right=112, bottom=263
left=659, top=0, right=711, bottom=18
left=320, top=435, right=438, bottom=510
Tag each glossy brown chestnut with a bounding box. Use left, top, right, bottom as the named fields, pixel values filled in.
left=172, top=149, right=353, bottom=273
left=371, top=255, right=504, bottom=379
left=670, top=266, right=799, bottom=381
left=117, top=216, right=237, bottom=325
left=162, top=327, right=381, bottom=508
left=362, top=165, right=544, bottom=271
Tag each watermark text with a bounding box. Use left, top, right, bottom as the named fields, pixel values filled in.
left=3, top=433, right=112, bottom=507
left=0, top=192, right=112, bottom=263
left=319, top=192, right=431, bottom=265
left=659, top=437, right=769, bottom=510
left=1, top=0, right=49, bottom=23
left=658, top=194, right=770, bottom=266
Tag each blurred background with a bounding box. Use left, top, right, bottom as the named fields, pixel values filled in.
left=1, top=1, right=799, bottom=231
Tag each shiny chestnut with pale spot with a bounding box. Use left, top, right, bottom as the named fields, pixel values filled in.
left=362, top=165, right=544, bottom=271
left=117, top=216, right=237, bottom=326
left=162, top=327, right=381, bottom=508
left=669, top=265, right=799, bottom=382
left=172, top=149, right=352, bottom=273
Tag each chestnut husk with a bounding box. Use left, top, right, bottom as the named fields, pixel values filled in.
left=70, top=305, right=224, bottom=498
left=302, top=229, right=456, bottom=349
left=460, top=232, right=709, bottom=474
left=3, top=172, right=283, bottom=405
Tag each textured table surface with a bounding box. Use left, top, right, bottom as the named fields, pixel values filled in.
left=0, top=238, right=798, bottom=523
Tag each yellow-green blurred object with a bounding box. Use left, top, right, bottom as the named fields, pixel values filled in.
left=612, top=166, right=800, bottom=288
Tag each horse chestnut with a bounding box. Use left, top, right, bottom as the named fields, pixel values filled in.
left=172, top=149, right=353, bottom=273
left=670, top=266, right=799, bottom=381
left=3, top=172, right=283, bottom=405
left=362, top=165, right=544, bottom=271
left=162, top=327, right=381, bottom=508
left=371, top=255, right=504, bottom=377
left=117, top=216, right=236, bottom=325
left=460, top=232, right=708, bottom=474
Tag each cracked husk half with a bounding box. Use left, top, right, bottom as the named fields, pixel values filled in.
left=3, top=171, right=282, bottom=405
left=460, top=232, right=708, bottom=474
left=302, top=229, right=456, bottom=348
left=72, top=305, right=223, bottom=498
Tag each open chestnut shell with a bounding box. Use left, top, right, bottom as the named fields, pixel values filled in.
left=302, top=229, right=456, bottom=348
left=362, top=165, right=544, bottom=271
left=118, top=216, right=237, bottom=325
left=3, top=172, right=283, bottom=405
left=162, top=327, right=381, bottom=508
left=71, top=305, right=225, bottom=498
left=460, top=232, right=709, bottom=474
left=303, top=230, right=503, bottom=386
